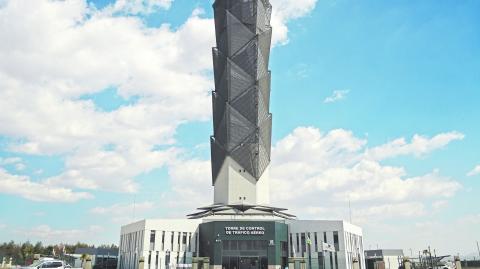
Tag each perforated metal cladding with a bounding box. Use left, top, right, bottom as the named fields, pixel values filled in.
left=211, top=0, right=273, bottom=184
left=210, top=137, right=227, bottom=183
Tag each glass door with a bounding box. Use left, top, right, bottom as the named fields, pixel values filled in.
left=240, top=257, right=259, bottom=269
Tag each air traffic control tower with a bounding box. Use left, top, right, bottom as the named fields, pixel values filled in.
left=210, top=0, right=273, bottom=207
left=118, top=2, right=366, bottom=269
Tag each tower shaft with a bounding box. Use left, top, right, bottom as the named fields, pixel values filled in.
left=211, top=0, right=273, bottom=205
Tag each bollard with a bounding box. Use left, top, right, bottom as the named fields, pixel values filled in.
left=352, top=257, right=360, bottom=269
left=404, top=257, right=411, bottom=269
left=83, top=255, right=92, bottom=269
left=454, top=256, right=461, bottom=269
left=192, top=258, right=198, bottom=269
left=300, top=260, right=306, bottom=269
left=288, top=257, right=295, bottom=269
left=139, top=256, right=145, bottom=269
left=204, top=257, right=210, bottom=269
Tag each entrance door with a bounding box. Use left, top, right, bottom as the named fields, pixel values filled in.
left=240, top=257, right=259, bottom=269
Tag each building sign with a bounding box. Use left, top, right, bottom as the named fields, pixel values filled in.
left=224, top=226, right=265, bottom=235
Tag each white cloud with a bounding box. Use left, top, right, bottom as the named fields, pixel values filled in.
left=0, top=157, right=26, bottom=171
left=14, top=225, right=104, bottom=244
left=0, top=0, right=326, bottom=202
left=165, top=158, right=212, bottom=215
left=90, top=201, right=155, bottom=223
left=15, top=163, right=26, bottom=171
left=0, top=168, right=92, bottom=202
left=365, top=132, right=465, bottom=161
left=33, top=211, right=46, bottom=217
left=431, top=200, right=448, bottom=211
left=324, top=90, right=350, bottom=103
left=467, top=165, right=480, bottom=177
left=45, top=146, right=178, bottom=192
left=270, top=128, right=461, bottom=211
left=270, top=0, right=318, bottom=45
left=103, top=0, right=173, bottom=15
left=0, top=157, right=22, bottom=165
left=355, top=202, right=426, bottom=222
left=163, top=127, right=463, bottom=222
left=0, top=0, right=214, bottom=197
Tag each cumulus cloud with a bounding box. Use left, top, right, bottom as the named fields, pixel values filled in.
left=365, top=132, right=465, bottom=161
left=270, top=0, right=318, bottom=45
left=269, top=127, right=461, bottom=215
left=324, top=90, right=350, bottom=103
left=165, top=158, right=212, bottom=214
left=0, top=168, right=92, bottom=202
left=166, top=127, right=463, bottom=221
left=0, top=0, right=213, bottom=197
left=467, top=165, right=480, bottom=177
left=103, top=0, right=173, bottom=15
left=0, top=157, right=22, bottom=165
left=90, top=201, right=155, bottom=223
left=0, top=0, right=316, bottom=202
left=14, top=225, right=104, bottom=244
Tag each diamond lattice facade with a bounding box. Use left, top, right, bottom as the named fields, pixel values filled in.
left=211, top=0, right=273, bottom=205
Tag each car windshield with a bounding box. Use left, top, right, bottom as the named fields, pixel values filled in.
left=30, top=261, right=43, bottom=267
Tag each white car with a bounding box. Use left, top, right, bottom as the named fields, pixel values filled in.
left=24, top=258, right=70, bottom=269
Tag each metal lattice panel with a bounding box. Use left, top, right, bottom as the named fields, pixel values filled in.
left=258, top=71, right=271, bottom=110
left=210, top=137, right=227, bottom=183
left=213, top=49, right=255, bottom=100
left=230, top=86, right=258, bottom=124
left=211, top=0, right=272, bottom=184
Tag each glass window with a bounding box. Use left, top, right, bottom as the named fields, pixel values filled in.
left=223, top=241, right=230, bottom=250
left=333, top=232, right=339, bottom=251
left=230, top=257, right=239, bottom=269
left=289, top=234, right=293, bottom=257
left=318, top=253, right=324, bottom=269
left=314, top=232, right=318, bottom=252
left=296, top=233, right=300, bottom=254
left=260, top=257, right=268, bottom=269
left=171, top=232, right=175, bottom=251
left=230, top=240, right=238, bottom=250
left=301, top=233, right=306, bottom=257
left=150, top=231, right=156, bottom=250
left=329, top=253, right=333, bottom=269
left=162, top=231, right=165, bottom=251
left=324, top=232, right=327, bottom=243
left=222, top=256, right=230, bottom=269
left=239, top=241, right=249, bottom=250
left=151, top=231, right=156, bottom=243
left=148, top=252, right=152, bottom=269
left=188, top=233, right=192, bottom=252
left=178, top=232, right=181, bottom=251
left=155, top=251, right=159, bottom=269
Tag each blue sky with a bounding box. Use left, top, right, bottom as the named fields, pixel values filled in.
left=0, top=0, right=479, bottom=257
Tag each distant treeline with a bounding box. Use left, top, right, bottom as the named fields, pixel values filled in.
left=0, top=241, right=118, bottom=266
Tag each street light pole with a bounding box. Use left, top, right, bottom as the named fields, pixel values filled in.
left=476, top=241, right=480, bottom=259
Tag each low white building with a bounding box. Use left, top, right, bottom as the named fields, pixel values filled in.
left=118, top=218, right=364, bottom=269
